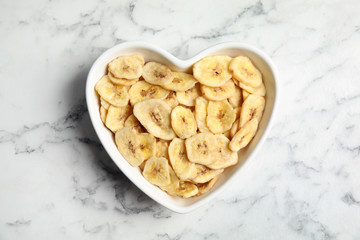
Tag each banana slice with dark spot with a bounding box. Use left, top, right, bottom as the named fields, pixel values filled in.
left=95, top=75, right=129, bottom=107
left=239, top=94, right=265, bottom=127
left=105, top=105, right=132, bottom=133
left=115, top=127, right=156, bottom=166
left=129, top=81, right=170, bottom=105
left=108, top=54, right=144, bottom=79
left=185, top=132, right=218, bottom=165
left=201, top=80, right=235, bottom=101
left=230, top=118, right=259, bottom=152
left=142, top=157, right=171, bottom=187
left=193, top=56, right=232, bottom=87
left=171, top=106, right=197, bottom=139
left=133, top=99, right=175, bottom=140
left=206, top=100, right=236, bottom=134
left=142, top=62, right=174, bottom=86
left=163, top=72, right=197, bottom=91
left=229, top=56, right=262, bottom=88
left=176, top=83, right=201, bottom=107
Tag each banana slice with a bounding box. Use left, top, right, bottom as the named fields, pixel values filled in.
left=185, top=132, right=218, bottom=165
left=133, top=99, right=175, bottom=140
left=163, top=91, right=178, bottom=108
left=201, top=80, right=235, bottom=101
left=242, top=89, right=250, bottom=101
left=168, top=138, right=222, bottom=182
left=239, top=94, right=265, bottom=127
left=176, top=181, right=199, bottom=198
left=163, top=72, right=197, bottom=91
left=142, top=157, right=171, bottom=187
left=115, top=127, right=156, bottom=166
left=160, top=166, right=180, bottom=196
left=95, top=75, right=129, bottom=107
left=155, top=139, right=169, bottom=159
left=194, top=97, right=210, bottom=132
left=171, top=106, right=197, bottom=139
left=206, top=100, right=236, bottom=134
left=100, top=97, right=110, bottom=110
left=193, top=56, right=232, bottom=87
left=105, top=105, right=132, bottom=133
left=100, top=106, right=107, bottom=123
left=229, top=56, right=262, bottom=88
left=206, top=134, right=238, bottom=169
left=228, top=85, right=242, bottom=108
left=230, top=119, right=240, bottom=138
left=229, top=118, right=259, bottom=152
left=239, top=81, right=266, bottom=97
left=124, top=114, right=145, bottom=133
left=196, top=175, right=221, bottom=196
left=176, top=83, right=201, bottom=107
left=108, top=54, right=144, bottom=79
left=108, top=72, right=139, bottom=86
left=191, top=165, right=223, bottom=183
left=168, top=138, right=199, bottom=181
left=142, top=62, right=174, bottom=86
left=129, top=81, right=170, bottom=105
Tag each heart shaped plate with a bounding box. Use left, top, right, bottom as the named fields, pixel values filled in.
left=86, top=41, right=278, bottom=213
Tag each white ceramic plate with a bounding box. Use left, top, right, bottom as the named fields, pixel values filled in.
left=86, top=41, right=279, bottom=213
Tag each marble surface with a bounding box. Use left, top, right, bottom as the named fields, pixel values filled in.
left=1, top=0, right=360, bottom=239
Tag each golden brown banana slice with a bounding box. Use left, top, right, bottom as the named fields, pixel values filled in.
left=133, top=99, right=175, bottom=140
left=142, top=157, right=171, bottom=187
left=239, top=94, right=265, bottom=127
left=155, top=139, right=169, bottom=159
left=176, top=181, right=199, bottom=198
left=191, top=165, right=223, bottom=183
left=239, top=81, right=266, bottom=97
left=242, top=89, right=250, bottom=101
left=95, top=75, right=129, bottom=107
left=194, top=97, right=210, bottom=132
left=206, top=100, right=236, bottom=134
left=201, top=80, right=235, bottom=101
left=228, top=85, right=242, bottom=108
left=108, top=54, right=144, bottom=79
left=185, top=132, right=217, bottom=165
left=176, top=83, right=201, bottom=107
left=171, top=106, right=197, bottom=139
left=124, top=114, right=145, bottom=133
left=206, top=134, right=238, bottom=169
left=129, top=81, right=170, bottom=105
left=195, top=175, right=221, bottom=196
left=108, top=72, right=139, bottom=86
left=100, top=106, right=107, bottom=123
left=163, top=72, right=197, bottom=91
left=230, top=119, right=240, bottom=138
left=160, top=166, right=180, bottom=196
left=115, top=127, right=156, bottom=166
left=142, top=62, right=174, bottom=86
left=168, top=138, right=199, bottom=181
left=230, top=118, right=259, bottom=152
left=163, top=91, right=178, bottom=108
left=105, top=105, right=132, bottom=133
left=100, top=97, right=110, bottom=110
left=229, top=56, right=262, bottom=88
left=193, top=56, right=232, bottom=87
left=139, top=160, right=147, bottom=171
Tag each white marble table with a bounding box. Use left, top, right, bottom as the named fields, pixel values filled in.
left=1, top=0, right=360, bottom=239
